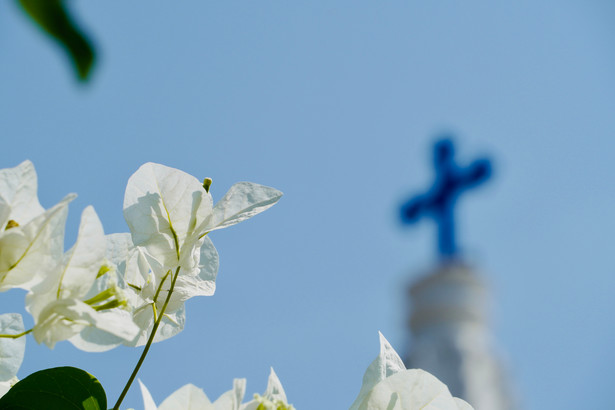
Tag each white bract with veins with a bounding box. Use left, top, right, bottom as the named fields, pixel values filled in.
left=117, top=163, right=281, bottom=344
left=123, top=162, right=282, bottom=279
left=350, top=333, right=473, bottom=410
left=71, top=231, right=218, bottom=349
left=0, top=160, right=75, bottom=292
left=25, top=206, right=139, bottom=349
left=73, top=163, right=282, bottom=350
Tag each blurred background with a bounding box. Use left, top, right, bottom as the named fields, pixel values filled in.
left=1, top=1, right=615, bottom=408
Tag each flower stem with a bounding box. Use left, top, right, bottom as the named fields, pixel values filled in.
left=0, top=328, right=32, bottom=338
left=113, top=266, right=181, bottom=410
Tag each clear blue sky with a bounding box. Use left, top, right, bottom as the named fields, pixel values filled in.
left=1, top=1, right=615, bottom=409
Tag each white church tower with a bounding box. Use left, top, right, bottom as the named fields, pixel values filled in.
left=400, top=138, right=517, bottom=410
left=405, top=262, right=516, bottom=410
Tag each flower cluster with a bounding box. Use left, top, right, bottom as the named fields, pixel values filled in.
left=0, top=160, right=474, bottom=410
left=75, top=162, right=283, bottom=351
left=139, top=368, right=294, bottom=410
left=0, top=161, right=282, bottom=399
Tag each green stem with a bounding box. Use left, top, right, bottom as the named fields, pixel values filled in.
left=151, top=302, right=158, bottom=323
left=152, top=270, right=170, bottom=305
left=150, top=270, right=170, bottom=323
left=0, top=328, right=32, bottom=338
left=113, top=266, right=181, bottom=410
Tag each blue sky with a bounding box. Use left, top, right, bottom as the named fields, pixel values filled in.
left=1, top=1, right=615, bottom=408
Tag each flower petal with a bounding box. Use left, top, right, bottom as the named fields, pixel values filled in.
left=350, top=332, right=406, bottom=409
left=55, top=206, right=105, bottom=299
left=0, top=377, right=18, bottom=398
left=25, top=206, right=106, bottom=322
left=128, top=304, right=186, bottom=347
left=139, top=379, right=158, bottom=410
left=0, top=160, right=44, bottom=227
left=213, top=379, right=246, bottom=410
left=263, top=367, right=288, bottom=403
left=32, top=298, right=139, bottom=349
left=0, top=194, right=75, bottom=292
left=204, top=182, right=282, bottom=232
left=360, top=369, right=464, bottom=410
left=104, top=233, right=151, bottom=291
left=123, top=163, right=213, bottom=272
left=454, top=398, right=475, bottom=410
left=68, top=309, right=136, bottom=352
left=351, top=333, right=474, bottom=410
left=240, top=368, right=292, bottom=410
left=158, top=384, right=214, bottom=410
left=0, top=314, right=25, bottom=382
left=168, top=237, right=219, bottom=307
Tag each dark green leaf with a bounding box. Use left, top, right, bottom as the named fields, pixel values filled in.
left=0, top=366, right=107, bottom=409
left=17, top=0, right=96, bottom=81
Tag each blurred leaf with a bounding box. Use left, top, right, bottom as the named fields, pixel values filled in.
left=17, top=0, right=96, bottom=81
left=0, top=366, right=107, bottom=409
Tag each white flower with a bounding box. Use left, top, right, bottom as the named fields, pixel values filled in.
left=350, top=332, right=473, bottom=410
left=240, top=368, right=294, bottom=410
left=68, top=233, right=144, bottom=351
left=0, top=160, right=45, bottom=227
left=70, top=231, right=218, bottom=350
left=123, top=162, right=282, bottom=279
left=25, top=207, right=139, bottom=349
left=0, top=160, right=76, bottom=292
left=137, top=369, right=292, bottom=410
left=115, top=163, right=281, bottom=345
left=0, top=313, right=25, bottom=398
left=125, top=236, right=218, bottom=346
left=139, top=378, right=246, bottom=410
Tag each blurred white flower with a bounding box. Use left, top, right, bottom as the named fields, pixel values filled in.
left=25, top=207, right=139, bottom=349
left=137, top=368, right=292, bottom=410
left=0, top=160, right=45, bottom=227
left=240, top=368, right=294, bottom=410
left=139, top=378, right=246, bottom=410
left=350, top=332, right=473, bottom=410
left=0, top=160, right=76, bottom=292
left=0, top=313, right=25, bottom=398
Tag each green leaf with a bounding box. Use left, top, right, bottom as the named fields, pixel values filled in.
left=0, top=366, right=107, bottom=409
left=17, top=0, right=96, bottom=81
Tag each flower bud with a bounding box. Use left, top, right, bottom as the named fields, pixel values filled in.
left=202, top=177, right=212, bottom=193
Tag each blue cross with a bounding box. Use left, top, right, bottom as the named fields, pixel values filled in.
left=400, top=137, right=492, bottom=259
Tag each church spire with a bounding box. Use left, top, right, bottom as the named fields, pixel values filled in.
left=401, top=137, right=517, bottom=410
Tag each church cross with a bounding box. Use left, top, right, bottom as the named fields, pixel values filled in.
left=400, top=138, right=492, bottom=259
